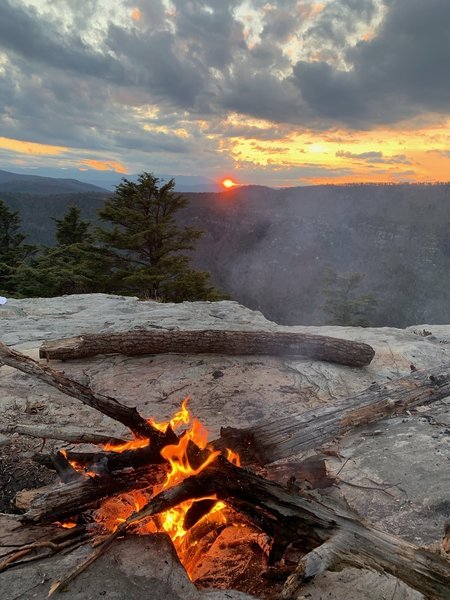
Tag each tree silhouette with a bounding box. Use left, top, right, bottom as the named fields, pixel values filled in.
left=96, top=172, right=223, bottom=301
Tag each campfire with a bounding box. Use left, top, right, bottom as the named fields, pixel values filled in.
left=59, top=397, right=245, bottom=583
left=1, top=336, right=450, bottom=599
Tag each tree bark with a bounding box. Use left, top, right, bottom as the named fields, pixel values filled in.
left=0, top=341, right=177, bottom=445
left=21, top=465, right=166, bottom=524
left=39, top=330, right=375, bottom=367
left=215, top=364, right=450, bottom=464
left=0, top=423, right=126, bottom=446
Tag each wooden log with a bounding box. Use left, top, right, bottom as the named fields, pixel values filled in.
left=39, top=330, right=375, bottom=367
left=0, top=423, right=127, bottom=446
left=0, top=341, right=177, bottom=445
left=21, top=465, right=166, bottom=524
left=33, top=364, right=450, bottom=475
left=55, top=456, right=450, bottom=599
left=215, top=364, right=450, bottom=464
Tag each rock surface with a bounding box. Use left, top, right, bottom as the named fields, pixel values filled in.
left=1, top=294, right=449, bottom=600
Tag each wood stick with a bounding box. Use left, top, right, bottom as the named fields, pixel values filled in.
left=21, top=465, right=166, bottom=524
left=50, top=456, right=450, bottom=599
left=0, top=341, right=177, bottom=444
left=0, top=423, right=127, bottom=446
left=39, top=330, right=375, bottom=367
left=215, top=364, right=450, bottom=464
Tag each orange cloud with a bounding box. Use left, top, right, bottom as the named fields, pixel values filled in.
left=131, top=7, right=142, bottom=22
left=0, top=136, right=68, bottom=156
left=79, top=159, right=127, bottom=173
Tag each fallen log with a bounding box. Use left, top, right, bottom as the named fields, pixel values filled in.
left=39, top=329, right=375, bottom=367
left=0, top=341, right=177, bottom=445
left=51, top=456, right=450, bottom=599
left=0, top=423, right=126, bottom=446
left=216, top=364, right=450, bottom=464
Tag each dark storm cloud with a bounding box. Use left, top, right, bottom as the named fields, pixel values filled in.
left=0, top=0, right=123, bottom=81
left=260, top=1, right=300, bottom=43
left=106, top=26, right=207, bottom=108
left=293, top=0, right=450, bottom=126
left=171, top=0, right=245, bottom=70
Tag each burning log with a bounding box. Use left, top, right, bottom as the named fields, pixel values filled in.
left=39, top=329, right=375, bottom=367
left=216, top=364, right=450, bottom=464
left=21, top=465, right=166, bottom=524
left=0, top=341, right=177, bottom=445
left=50, top=456, right=450, bottom=599
left=2, top=340, right=450, bottom=598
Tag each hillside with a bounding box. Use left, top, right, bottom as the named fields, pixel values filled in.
left=0, top=169, right=108, bottom=194
left=2, top=182, right=449, bottom=327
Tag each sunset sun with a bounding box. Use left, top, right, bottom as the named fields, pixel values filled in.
left=222, top=178, right=237, bottom=189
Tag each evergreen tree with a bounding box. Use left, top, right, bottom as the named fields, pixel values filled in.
left=0, top=198, right=35, bottom=294
left=13, top=205, right=111, bottom=297
left=96, top=172, right=223, bottom=301
left=53, top=205, right=92, bottom=245
left=321, top=267, right=378, bottom=327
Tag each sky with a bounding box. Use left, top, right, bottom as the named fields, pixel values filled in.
left=0, top=0, right=450, bottom=187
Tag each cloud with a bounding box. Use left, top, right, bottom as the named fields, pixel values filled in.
left=336, top=150, right=413, bottom=164
left=293, top=0, right=450, bottom=126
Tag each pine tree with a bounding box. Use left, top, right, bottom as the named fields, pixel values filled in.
left=96, top=172, right=223, bottom=301
left=13, top=205, right=111, bottom=297
left=53, top=205, right=92, bottom=245
left=0, top=198, right=35, bottom=294
left=321, top=267, right=378, bottom=327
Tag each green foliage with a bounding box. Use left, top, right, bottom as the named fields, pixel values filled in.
left=12, top=205, right=111, bottom=298
left=53, top=205, right=92, bottom=245
left=97, top=172, right=224, bottom=301
left=321, top=267, right=378, bottom=327
left=0, top=198, right=35, bottom=294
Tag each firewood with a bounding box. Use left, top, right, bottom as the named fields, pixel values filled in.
left=50, top=456, right=450, bottom=599
left=0, top=341, right=177, bottom=445
left=21, top=465, right=166, bottom=524
left=216, top=363, right=450, bottom=464
left=39, top=329, right=375, bottom=367
left=0, top=423, right=126, bottom=446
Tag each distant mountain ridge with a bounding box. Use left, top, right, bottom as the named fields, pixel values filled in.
left=0, top=168, right=220, bottom=193
left=0, top=169, right=108, bottom=194
left=2, top=181, right=449, bottom=328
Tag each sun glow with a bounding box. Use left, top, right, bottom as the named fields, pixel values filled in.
left=222, top=178, right=237, bottom=189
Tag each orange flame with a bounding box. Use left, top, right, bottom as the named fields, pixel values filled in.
left=59, top=397, right=240, bottom=579
left=102, top=438, right=150, bottom=453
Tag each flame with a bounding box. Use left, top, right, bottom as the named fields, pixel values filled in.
left=60, top=397, right=240, bottom=579
left=102, top=438, right=150, bottom=453
left=148, top=396, right=191, bottom=433
left=59, top=449, right=98, bottom=478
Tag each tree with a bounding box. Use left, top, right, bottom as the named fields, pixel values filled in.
left=321, top=267, right=378, bottom=327
left=0, top=198, right=35, bottom=294
left=96, top=172, right=223, bottom=301
left=13, top=206, right=111, bottom=297
left=53, top=205, right=92, bottom=245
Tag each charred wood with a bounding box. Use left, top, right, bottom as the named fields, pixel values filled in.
left=215, top=363, right=450, bottom=464
left=0, top=341, right=177, bottom=445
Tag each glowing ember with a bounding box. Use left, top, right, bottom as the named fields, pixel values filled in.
left=63, top=397, right=241, bottom=579
left=60, top=521, right=77, bottom=529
